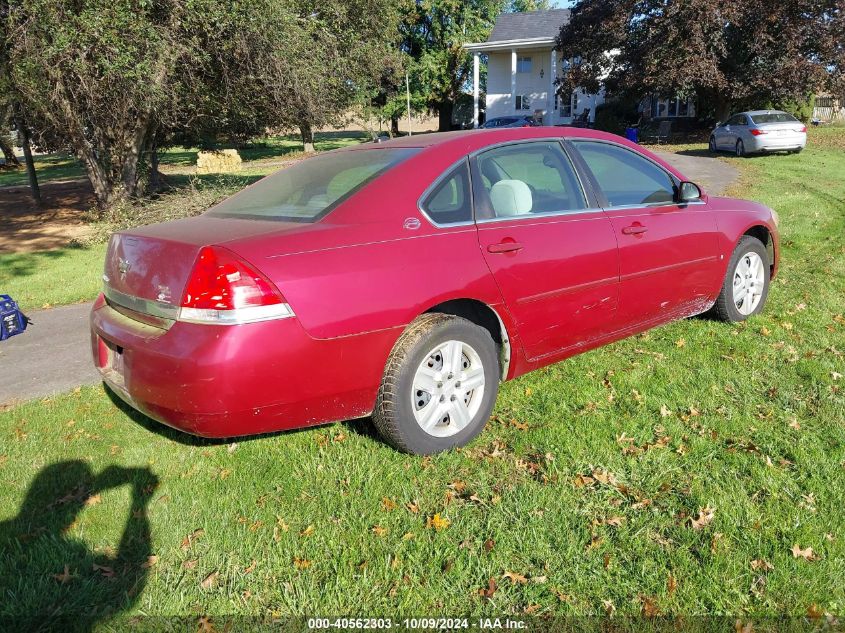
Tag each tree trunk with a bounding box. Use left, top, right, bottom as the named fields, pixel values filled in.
left=13, top=114, right=41, bottom=205
left=0, top=134, right=20, bottom=168
left=438, top=101, right=454, bottom=132
left=390, top=115, right=400, bottom=138
left=299, top=123, right=315, bottom=153
left=149, top=140, right=160, bottom=192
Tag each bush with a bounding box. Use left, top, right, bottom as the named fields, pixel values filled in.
left=594, top=97, right=641, bottom=135
left=765, top=95, right=815, bottom=122
left=82, top=178, right=242, bottom=245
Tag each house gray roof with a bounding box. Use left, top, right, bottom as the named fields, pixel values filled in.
left=487, top=9, right=570, bottom=43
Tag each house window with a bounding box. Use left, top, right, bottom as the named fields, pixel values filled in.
left=517, top=56, right=532, bottom=73
left=515, top=95, right=531, bottom=111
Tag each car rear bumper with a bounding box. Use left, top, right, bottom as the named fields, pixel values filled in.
left=747, top=135, right=807, bottom=153
left=90, top=294, right=399, bottom=438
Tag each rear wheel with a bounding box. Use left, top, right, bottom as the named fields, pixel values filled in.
left=711, top=236, right=770, bottom=322
left=709, top=136, right=717, bottom=153
left=735, top=139, right=746, bottom=157
left=373, top=313, right=499, bottom=455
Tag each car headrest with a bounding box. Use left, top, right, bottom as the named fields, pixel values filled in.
left=490, top=180, right=532, bottom=217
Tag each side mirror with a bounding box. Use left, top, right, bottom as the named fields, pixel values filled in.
left=678, top=181, right=702, bottom=203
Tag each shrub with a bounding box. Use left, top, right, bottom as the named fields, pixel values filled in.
left=594, top=97, right=641, bottom=135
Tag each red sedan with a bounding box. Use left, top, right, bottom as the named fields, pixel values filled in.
left=91, top=128, right=779, bottom=454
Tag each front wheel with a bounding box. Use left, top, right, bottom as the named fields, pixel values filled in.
left=373, top=313, right=499, bottom=455
left=711, top=236, right=771, bottom=322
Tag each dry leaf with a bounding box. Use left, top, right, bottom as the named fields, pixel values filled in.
left=293, top=557, right=312, bottom=570
left=426, top=513, right=450, bottom=531
left=52, top=565, right=73, bottom=584
left=790, top=544, right=817, bottom=560
left=660, top=404, right=672, bottom=418
left=807, top=604, right=825, bottom=619
left=606, top=516, right=626, bottom=527
left=641, top=595, right=661, bottom=617
left=380, top=497, right=397, bottom=512
left=602, top=599, right=616, bottom=616
left=406, top=501, right=420, bottom=514
left=182, top=559, right=198, bottom=570
left=479, top=577, right=497, bottom=599
left=675, top=338, right=686, bottom=348
left=92, top=563, right=114, bottom=578
left=667, top=574, right=677, bottom=594
left=751, top=559, right=773, bottom=572
left=524, top=604, right=541, bottom=615
left=483, top=538, right=495, bottom=552
left=502, top=571, right=528, bottom=584
left=85, top=494, right=102, bottom=507
left=300, top=525, right=315, bottom=537
left=372, top=525, right=388, bottom=537
left=141, top=555, right=158, bottom=569
left=244, top=560, right=256, bottom=574
left=181, top=529, right=205, bottom=550
left=690, top=506, right=715, bottom=530
left=200, top=570, right=219, bottom=589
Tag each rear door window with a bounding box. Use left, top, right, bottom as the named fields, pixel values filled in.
left=474, top=142, right=587, bottom=219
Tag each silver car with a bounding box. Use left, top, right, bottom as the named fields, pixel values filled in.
left=709, top=110, right=807, bottom=157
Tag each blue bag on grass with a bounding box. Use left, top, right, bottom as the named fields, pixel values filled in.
left=0, top=294, right=29, bottom=341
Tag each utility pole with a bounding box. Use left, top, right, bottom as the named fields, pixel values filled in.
left=406, top=72, right=412, bottom=137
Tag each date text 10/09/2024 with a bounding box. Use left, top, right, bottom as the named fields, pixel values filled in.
left=308, top=618, right=527, bottom=630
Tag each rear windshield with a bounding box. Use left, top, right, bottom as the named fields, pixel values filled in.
left=750, top=112, right=798, bottom=124
left=207, top=148, right=419, bottom=222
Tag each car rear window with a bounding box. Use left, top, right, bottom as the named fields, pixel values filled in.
left=750, top=112, right=798, bottom=124
left=207, top=148, right=419, bottom=222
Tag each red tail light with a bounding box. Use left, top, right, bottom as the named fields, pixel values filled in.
left=799, top=126, right=807, bottom=133
left=179, top=246, right=293, bottom=324
left=750, top=129, right=767, bottom=136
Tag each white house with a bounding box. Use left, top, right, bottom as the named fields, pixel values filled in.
left=465, top=9, right=603, bottom=127
left=465, top=9, right=697, bottom=128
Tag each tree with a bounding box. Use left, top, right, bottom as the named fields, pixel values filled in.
left=509, top=0, right=552, bottom=11
left=556, top=0, right=844, bottom=121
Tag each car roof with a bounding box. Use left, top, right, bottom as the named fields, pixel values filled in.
left=741, top=110, right=788, bottom=116
left=344, top=127, right=616, bottom=151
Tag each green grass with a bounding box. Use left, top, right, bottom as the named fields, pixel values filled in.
left=0, top=132, right=369, bottom=189
left=0, top=245, right=106, bottom=310
left=1, top=133, right=845, bottom=627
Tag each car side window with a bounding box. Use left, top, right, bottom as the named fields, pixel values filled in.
left=421, top=161, right=473, bottom=225
left=572, top=141, right=676, bottom=207
left=474, top=142, right=586, bottom=220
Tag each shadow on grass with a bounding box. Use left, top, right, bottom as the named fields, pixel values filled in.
left=0, top=244, right=89, bottom=282
left=675, top=149, right=720, bottom=158
left=0, top=460, right=157, bottom=629
left=103, top=384, right=379, bottom=448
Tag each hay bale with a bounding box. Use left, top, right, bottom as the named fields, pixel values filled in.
left=196, top=149, right=243, bottom=174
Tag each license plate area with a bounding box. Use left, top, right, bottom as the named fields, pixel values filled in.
left=101, top=338, right=125, bottom=379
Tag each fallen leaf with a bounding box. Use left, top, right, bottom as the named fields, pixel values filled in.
left=85, top=494, right=102, bottom=507
left=602, top=599, right=616, bottom=616
left=483, top=538, right=495, bottom=552
left=426, top=513, right=451, bottom=531
left=502, top=571, right=528, bottom=584
left=200, top=570, right=219, bottom=589
left=401, top=531, right=415, bottom=541
left=807, top=604, right=825, bottom=619
left=406, top=501, right=420, bottom=514
left=380, top=497, right=397, bottom=512
left=524, top=604, right=541, bottom=615
left=244, top=560, right=256, bottom=574
left=52, top=565, right=73, bottom=584
left=552, top=588, right=571, bottom=602
left=660, top=404, right=672, bottom=418
left=790, top=544, right=817, bottom=560
left=181, top=529, right=205, bottom=550
left=751, top=559, right=773, bottom=572
left=606, top=516, right=626, bottom=527
left=641, top=595, right=661, bottom=617
left=92, top=563, right=114, bottom=578
left=372, top=525, right=388, bottom=537
left=182, top=559, right=198, bottom=570
left=293, top=557, right=311, bottom=570
left=300, top=525, right=315, bottom=537
left=667, top=574, right=677, bottom=594
left=675, top=338, right=686, bottom=348
left=141, top=555, right=158, bottom=569
left=690, top=506, right=715, bottom=530
left=532, top=575, right=548, bottom=584
left=479, top=577, right=497, bottom=599
left=832, top=371, right=843, bottom=381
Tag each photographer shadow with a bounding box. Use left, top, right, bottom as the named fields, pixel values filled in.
left=0, top=460, right=158, bottom=631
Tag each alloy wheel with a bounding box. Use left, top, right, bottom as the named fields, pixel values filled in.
left=411, top=340, right=485, bottom=438
left=732, top=251, right=765, bottom=316
left=736, top=140, right=745, bottom=157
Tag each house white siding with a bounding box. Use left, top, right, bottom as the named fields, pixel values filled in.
left=485, top=48, right=604, bottom=126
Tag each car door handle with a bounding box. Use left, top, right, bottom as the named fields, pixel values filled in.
left=622, top=225, right=648, bottom=235
left=487, top=241, right=524, bottom=254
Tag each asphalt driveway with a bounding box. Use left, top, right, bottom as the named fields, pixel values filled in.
left=0, top=151, right=740, bottom=406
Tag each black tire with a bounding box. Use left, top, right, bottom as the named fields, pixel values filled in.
left=709, top=136, right=717, bottom=153
left=373, top=313, right=499, bottom=455
left=735, top=139, right=745, bottom=157
left=711, top=236, right=771, bottom=322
